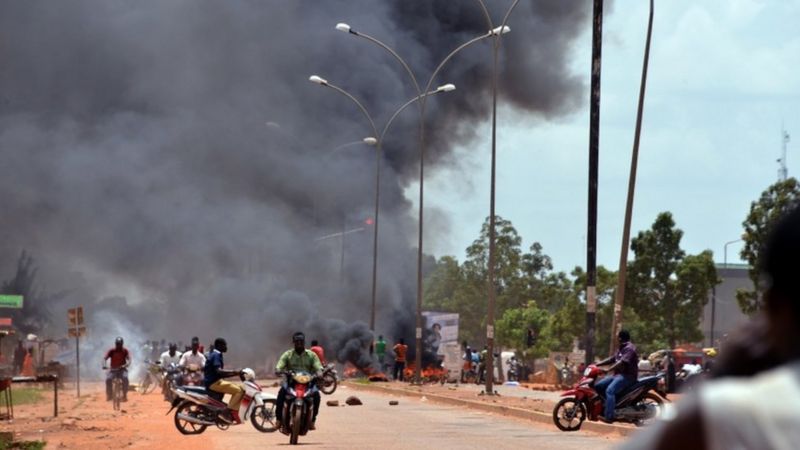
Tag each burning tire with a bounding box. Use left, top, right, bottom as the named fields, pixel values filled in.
left=553, top=397, right=587, bottom=432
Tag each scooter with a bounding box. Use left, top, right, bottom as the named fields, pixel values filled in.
left=167, top=368, right=278, bottom=435
left=552, top=365, right=666, bottom=431
left=279, top=371, right=320, bottom=445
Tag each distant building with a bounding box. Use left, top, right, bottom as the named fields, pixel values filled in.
left=701, top=264, right=752, bottom=347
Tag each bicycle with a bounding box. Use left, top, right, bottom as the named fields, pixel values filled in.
left=138, top=359, right=162, bottom=394
left=105, top=367, right=126, bottom=411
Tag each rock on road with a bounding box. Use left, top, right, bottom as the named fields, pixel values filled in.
left=209, top=386, right=620, bottom=449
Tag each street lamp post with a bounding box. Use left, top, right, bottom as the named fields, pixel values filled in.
left=712, top=238, right=743, bottom=347
left=309, top=76, right=455, bottom=332
left=309, top=76, right=380, bottom=330
left=472, top=0, right=521, bottom=395
left=337, top=21, right=507, bottom=385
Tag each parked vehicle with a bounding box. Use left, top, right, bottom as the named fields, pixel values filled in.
left=278, top=371, right=319, bottom=445
left=319, top=363, right=338, bottom=395
left=167, top=368, right=277, bottom=435
left=552, top=364, right=666, bottom=431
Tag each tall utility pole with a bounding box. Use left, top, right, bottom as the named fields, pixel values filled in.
left=585, top=0, right=604, bottom=366
left=610, top=0, right=654, bottom=354
left=778, top=125, right=790, bottom=181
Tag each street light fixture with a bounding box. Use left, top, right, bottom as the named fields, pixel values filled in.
left=308, top=77, right=454, bottom=333
left=337, top=17, right=508, bottom=385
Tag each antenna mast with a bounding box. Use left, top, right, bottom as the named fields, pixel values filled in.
left=779, top=125, right=790, bottom=181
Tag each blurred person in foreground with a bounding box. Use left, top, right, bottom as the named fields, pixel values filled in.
left=623, top=204, right=800, bottom=450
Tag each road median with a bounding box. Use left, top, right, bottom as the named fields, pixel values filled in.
left=344, top=380, right=635, bottom=437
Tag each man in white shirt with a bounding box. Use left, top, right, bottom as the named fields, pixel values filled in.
left=159, top=343, right=182, bottom=368
left=179, top=337, right=206, bottom=385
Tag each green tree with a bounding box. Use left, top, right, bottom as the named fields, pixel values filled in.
left=738, top=178, right=800, bottom=313
left=423, top=256, right=463, bottom=312
left=571, top=265, right=620, bottom=354
left=1, top=251, right=62, bottom=334
left=495, top=300, right=550, bottom=357
left=625, top=213, right=718, bottom=349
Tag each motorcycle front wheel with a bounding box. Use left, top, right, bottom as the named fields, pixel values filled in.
left=251, top=399, right=278, bottom=433
left=320, top=373, right=337, bottom=395
left=553, top=397, right=587, bottom=432
left=174, top=402, right=208, bottom=435
left=290, top=405, right=302, bottom=445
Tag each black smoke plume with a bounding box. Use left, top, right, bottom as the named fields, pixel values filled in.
left=0, top=1, right=589, bottom=370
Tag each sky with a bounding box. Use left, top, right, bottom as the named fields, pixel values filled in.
left=416, top=0, right=800, bottom=273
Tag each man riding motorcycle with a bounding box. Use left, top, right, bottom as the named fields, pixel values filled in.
left=159, top=342, right=182, bottom=367
left=275, top=332, right=323, bottom=430
left=594, top=329, right=639, bottom=423
left=103, top=336, right=131, bottom=402
left=179, top=336, right=206, bottom=385
left=203, top=337, right=245, bottom=424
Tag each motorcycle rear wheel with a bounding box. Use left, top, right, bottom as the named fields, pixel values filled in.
left=635, top=392, right=665, bottom=426
left=251, top=399, right=278, bottom=433
left=553, top=397, right=587, bottom=432
left=320, top=373, right=337, bottom=395
left=290, top=405, right=302, bottom=445
left=174, top=402, right=208, bottom=435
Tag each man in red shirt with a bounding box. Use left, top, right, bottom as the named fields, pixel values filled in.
left=103, top=336, right=131, bottom=401
left=393, top=338, right=408, bottom=382
left=310, top=340, right=326, bottom=365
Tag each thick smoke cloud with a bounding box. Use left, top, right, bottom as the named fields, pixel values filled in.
left=0, top=1, right=588, bottom=370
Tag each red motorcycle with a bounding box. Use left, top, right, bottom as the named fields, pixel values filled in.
left=552, top=365, right=666, bottom=431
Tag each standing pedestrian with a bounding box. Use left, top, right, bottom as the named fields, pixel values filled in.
left=375, top=335, right=387, bottom=372
left=21, top=347, right=35, bottom=377
left=462, top=345, right=473, bottom=382
left=393, top=338, right=408, bottom=382
left=13, top=340, right=26, bottom=375
left=310, top=340, right=326, bottom=365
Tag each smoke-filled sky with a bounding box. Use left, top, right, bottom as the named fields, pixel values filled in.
left=423, top=0, right=800, bottom=272
left=0, top=0, right=593, bottom=366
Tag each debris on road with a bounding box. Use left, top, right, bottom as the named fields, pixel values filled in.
left=345, top=396, right=363, bottom=406
left=389, top=401, right=399, bottom=406
left=326, top=400, right=340, bottom=407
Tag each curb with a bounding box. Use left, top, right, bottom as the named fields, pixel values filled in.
left=344, top=381, right=634, bottom=437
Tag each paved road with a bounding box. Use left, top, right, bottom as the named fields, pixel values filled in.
left=208, top=386, right=620, bottom=449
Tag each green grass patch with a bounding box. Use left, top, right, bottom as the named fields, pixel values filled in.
left=9, top=388, right=45, bottom=406
left=0, top=440, right=46, bottom=450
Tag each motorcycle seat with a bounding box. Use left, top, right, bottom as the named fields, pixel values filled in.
left=181, top=385, right=225, bottom=402
left=182, top=386, right=209, bottom=395
left=616, top=375, right=660, bottom=397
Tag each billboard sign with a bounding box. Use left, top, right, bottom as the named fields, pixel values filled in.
left=422, top=311, right=459, bottom=356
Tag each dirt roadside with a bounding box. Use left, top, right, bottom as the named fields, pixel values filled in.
left=4, top=381, right=189, bottom=449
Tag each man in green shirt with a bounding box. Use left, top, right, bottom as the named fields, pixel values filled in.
left=275, top=332, right=323, bottom=430
left=375, top=335, right=387, bottom=371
